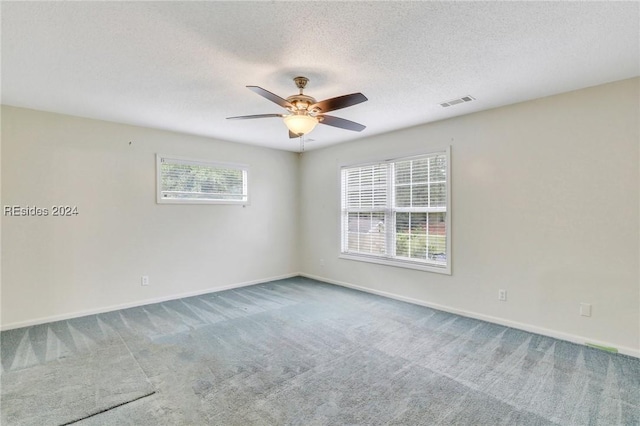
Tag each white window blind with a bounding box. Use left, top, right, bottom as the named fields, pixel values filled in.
left=343, top=163, right=389, bottom=256
left=157, top=155, right=248, bottom=204
left=340, top=149, right=450, bottom=274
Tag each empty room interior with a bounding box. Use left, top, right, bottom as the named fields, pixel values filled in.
left=1, top=2, right=639, bottom=425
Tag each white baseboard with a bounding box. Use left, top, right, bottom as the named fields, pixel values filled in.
left=5, top=272, right=638, bottom=359
left=0, top=272, right=299, bottom=331
left=300, top=273, right=640, bottom=359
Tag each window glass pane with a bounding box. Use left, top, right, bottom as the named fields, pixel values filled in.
left=373, top=165, right=387, bottom=183
left=360, top=168, right=373, bottom=190
left=370, top=212, right=386, bottom=235
left=346, top=213, right=386, bottom=255
left=410, top=212, right=427, bottom=232
left=373, top=189, right=384, bottom=207
left=163, top=164, right=243, bottom=196
left=429, top=155, right=446, bottom=182
left=347, top=190, right=359, bottom=207
left=160, top=157, right=247, bottom=203
left=347, top=212, right=360, bottom=232
left=396, top=212, right=427, bottom=259
left=411, top=159, right=429, bottom=183
left=429, top=183, right=446, bottom=207
left=412, top=184, right=429, bottom=207
left=344, top=164, right=387, bottom=209
left=360, top=187, right=373, bottom=208
left=410, top=234, right=427, bottom=260
left=429, top=212, right=446, bottom=234
left=396, top=212, right=409, bottom=233
left=395, top=185, right=411, bottom=207
left=368, top=231, right=386, bottom=255
left=395, top=161, right=411, bottom=184
left=428, top=212, right=447, bottom=262
left=347, top=232, right=360, bottom=251
left=396, top=233, right=410, bottom=257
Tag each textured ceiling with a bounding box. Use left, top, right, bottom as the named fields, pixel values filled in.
left=2, top=1, right=638, bottom=152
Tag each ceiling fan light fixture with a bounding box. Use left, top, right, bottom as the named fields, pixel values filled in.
left=283, top=113, right=318, bottom=136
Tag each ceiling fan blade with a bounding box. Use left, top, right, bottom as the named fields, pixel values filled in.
left=247, top=86, right=293, bottom=109
left=289, top=130, right=300, bottom=139
left=319, top=115, right=366, bottom=132
left=310, top=93, right=367, bottom=113
left=226, top=114, right=284, bottom=120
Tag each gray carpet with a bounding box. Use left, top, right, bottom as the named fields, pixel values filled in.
left=1, top=277, right=639, bottom=425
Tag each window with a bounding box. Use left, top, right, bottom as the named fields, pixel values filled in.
left=340, top=149, right=450, bottom=274
left=156, top=155, right=248, bottom=204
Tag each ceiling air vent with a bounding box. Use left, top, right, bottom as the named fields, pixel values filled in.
left=440, top=95, right=475, bottom=108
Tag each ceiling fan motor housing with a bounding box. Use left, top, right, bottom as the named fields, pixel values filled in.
left=286, top=94, right=317, bottom=113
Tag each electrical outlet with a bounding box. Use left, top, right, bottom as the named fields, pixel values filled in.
left=320, top=259, right=325, bottom=267
left=580, top=303, right=591, bottom=317
left=498, top=289, right=507, bottom=301
left=141, top=275, right=149, bottom=286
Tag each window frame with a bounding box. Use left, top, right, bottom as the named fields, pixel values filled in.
left=156, top=154, right=249, bottom=205
left=339, top=147, right=451, bottom=275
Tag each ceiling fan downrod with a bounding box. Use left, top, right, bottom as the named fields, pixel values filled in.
left=293, top=76, right=309, bottom=95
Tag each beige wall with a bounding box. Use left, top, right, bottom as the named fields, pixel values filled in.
left=299, top=78, right=640, bottom=354
left=1, top=106, right=300, bottom=327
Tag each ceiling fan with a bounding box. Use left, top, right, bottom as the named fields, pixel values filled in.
left=227, top=76, right=367, bottom=138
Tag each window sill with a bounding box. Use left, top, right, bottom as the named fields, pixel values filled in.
left=339, top=253, right=451, bottom=275
left=156, top=198, right=249, bottom=205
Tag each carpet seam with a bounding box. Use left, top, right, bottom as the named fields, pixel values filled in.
left=58, top=391, right=156, bottom=425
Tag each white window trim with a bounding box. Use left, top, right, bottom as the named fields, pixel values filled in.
left=156, top=154, right=249, bottom=205
left=339, top=147, right=452, bottom=275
